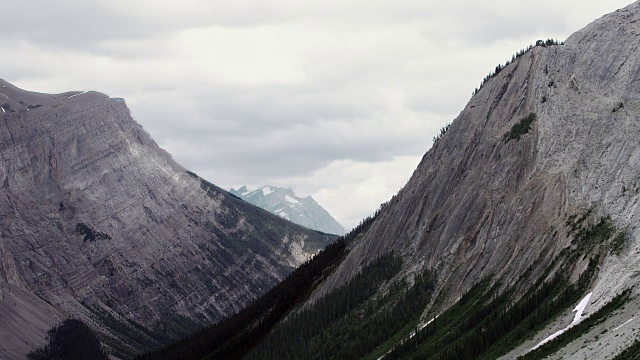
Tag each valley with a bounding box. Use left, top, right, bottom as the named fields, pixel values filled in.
left=4, top=1, right=640, bottom=359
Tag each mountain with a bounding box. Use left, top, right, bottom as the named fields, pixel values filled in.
left=229, top=186, right=345, bottom=235
left=0, top=79, right=334, bottom=359
left=141, top=2, right=640, bottom=359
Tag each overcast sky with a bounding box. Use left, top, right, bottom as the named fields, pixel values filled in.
left=1, top=0, right=632, bottom=230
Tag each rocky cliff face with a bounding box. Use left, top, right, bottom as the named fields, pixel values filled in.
left=0, top=80, right=334, bottom=359
left=309, top=1, right=640, bottom=357
left=229, top=186, right=345, bottom=235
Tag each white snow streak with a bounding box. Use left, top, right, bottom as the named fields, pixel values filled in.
left=0, top=92, right=8, bottom=99
left=1, top=107, right=4, bottom=113
left=261, top=186, right=273, bottom=196
left=285, top=194, right=300, bottom=204
left=409, top=316, right=438, bottom=339
left=378, top=317, right=438, bottom=360
left=68, top=91, right=89, bottom=98
left=244, top=189, right=258, bottom=197
left=614, top=318, right=634, bottom=332
left=420, top=316, right=437, bottom=331
left=531, top=292, right=592, bottom=351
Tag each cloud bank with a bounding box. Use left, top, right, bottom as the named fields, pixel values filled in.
left=1, top=0, right=632, bottom=229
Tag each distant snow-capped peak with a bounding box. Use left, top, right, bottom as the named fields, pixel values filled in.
left=229, top=185, right=344, bottom=235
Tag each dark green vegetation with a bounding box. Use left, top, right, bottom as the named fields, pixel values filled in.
left=73, top=170, right=337, bottom=358
left=473, top=39, right=563, bottom=95
left=27, top=319, right=109, bottom=360
left=613, top=102, right=624, bottom=113
left=374, top=212, right=622, bottom=360
left=18, top=100, right=42, bottom=109
left=135, top=203, right=386, bottom=360
left=535, top=39, right=563, bottom=47
left=566, top=211, right=628, bottom=257
left=521, top=290, right=631, bottom=360
left=149, top=215, right=611, bottom=360
left=432, top=123, right=451, bottom=144
left=81, top=302, right=202, bottom=359
left=135, top=239, right=347, bottom=360
left=136, top=205, right=625, bottom=360
left=506, top=213, right=630, bottom=359
left=382, top=255, right=598, bottom=360
left=504, top=113, right=536, bottom=142
left=162, top=235, right=598, bottom=360
left=245, top=255, right=437, bottom=360
left=611, top=232, right=628, bottom=255
left=614, top=338, right=640, bottom=359
left=75, top=223, right=112, bottom=242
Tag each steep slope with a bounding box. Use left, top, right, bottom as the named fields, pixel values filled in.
left=317, top=0, right=640, bottom=298
left=0, top=80, right=334, bottom=359
left=298, top=1, right=640, bottom=357
left=229, top=185, right=345, bottom=235
left=134, top=3, right=640, bottom=358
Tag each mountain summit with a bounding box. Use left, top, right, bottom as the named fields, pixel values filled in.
left=230, top=186, right=345, bottom=235
left=0, top=79, right=333, bottom=359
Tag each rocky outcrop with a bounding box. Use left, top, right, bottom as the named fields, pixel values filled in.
left=230, top=185, right=345, bottom=235
left=0, top=80, right=334, bottom=359
left=310, top=1, right=640, bottom=357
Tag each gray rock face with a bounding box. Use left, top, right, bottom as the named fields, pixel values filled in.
left=311, top=2, right=640, bottom=357
left=229, top=185, right=345, bottom=235
left=0, top=80, right=334, bottom=359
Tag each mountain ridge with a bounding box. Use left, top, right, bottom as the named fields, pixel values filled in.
left=229, top=185, right=345, bottom=235
left=304, top=2, right=640, bottom=357
left=0, top=79, right=334, bottom=359
left=315, top=0, right=640, bottom=301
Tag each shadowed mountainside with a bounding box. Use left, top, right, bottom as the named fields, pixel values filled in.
left=0, top=80, right=334, bottom=359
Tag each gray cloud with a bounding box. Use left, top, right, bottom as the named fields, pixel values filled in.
left=2, top=0, right=633, bottom=229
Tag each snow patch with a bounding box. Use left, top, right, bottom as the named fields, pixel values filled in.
left=409, top=316, right=438, bottom=339
left=261, top=186, right=273, bottom=196
left=420, top=316, right=437, bottom=330
left=285, top=195, right=300, bottom=204
left=0, top=92, right=8, bottom=99
left=244, top=189, right=258, bottom=197
left=1, top=107, right=4, bottom=113
left=531, top=292, right=592, bottom=351
left=614, top=318, right=634, bottom=332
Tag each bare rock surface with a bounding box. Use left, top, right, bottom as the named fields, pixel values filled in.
left=0, top=80, right=334, bottom=358
left=310, top=1, right=640, bottom=356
